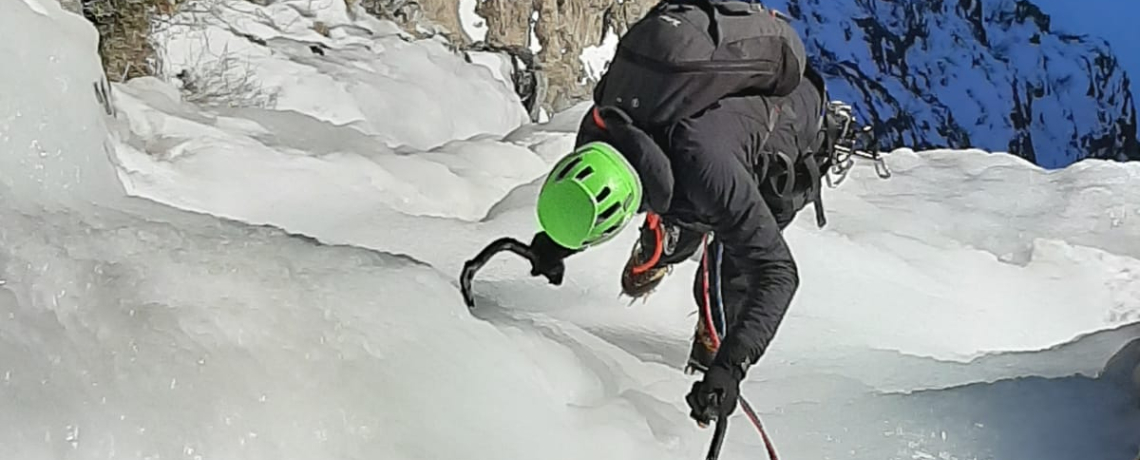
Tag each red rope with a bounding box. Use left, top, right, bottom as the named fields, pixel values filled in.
left=630, top=213, right=664, bottom=276
left=739, top=396, right=780, bottom=460
left=699, top=235, right=721, bottom=349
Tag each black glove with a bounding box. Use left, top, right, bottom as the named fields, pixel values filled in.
left=685, top=363, right=744, bottom=426
left=528, top=232, right=576, bottom=286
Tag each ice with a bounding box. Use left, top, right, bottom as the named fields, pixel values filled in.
left=0, top=1, right=124, bottom=210
left=1, top=1, right=1137, bottom=460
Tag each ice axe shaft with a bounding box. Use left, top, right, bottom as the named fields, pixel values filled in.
left=703, top=397, right=777, bottom=460
left=705, top=416, right=729, bottom=460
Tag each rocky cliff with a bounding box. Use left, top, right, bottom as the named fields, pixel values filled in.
left=475, top=0, right=656, bottom=112
left=363, top=0, right=654, bottom=114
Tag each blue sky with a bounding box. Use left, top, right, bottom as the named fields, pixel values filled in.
left=1026, top=0, right=1138, bottom=84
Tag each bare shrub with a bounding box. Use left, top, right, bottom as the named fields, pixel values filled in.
left=175, top=53, right=278, bottom=108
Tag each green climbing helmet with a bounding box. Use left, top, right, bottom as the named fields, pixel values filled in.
left=536, top=141, right=643, bottom=250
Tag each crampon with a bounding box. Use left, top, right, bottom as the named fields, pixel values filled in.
left=824, top=100, right=892, bottom=186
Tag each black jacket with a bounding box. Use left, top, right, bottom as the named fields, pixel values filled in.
left=535, top=65, right=827, bottom=371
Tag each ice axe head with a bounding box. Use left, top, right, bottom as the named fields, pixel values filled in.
left=458, top=238, right=540, bottom=309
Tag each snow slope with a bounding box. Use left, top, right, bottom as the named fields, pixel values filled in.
left=2, top=1, right=1138, bottom=460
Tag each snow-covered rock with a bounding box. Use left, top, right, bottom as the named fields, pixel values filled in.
left=765, top=0, right=1138, bottom=168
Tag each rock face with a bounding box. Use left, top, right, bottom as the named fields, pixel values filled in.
left=476, top=0, right=656, bottom=112
left=363, top=0, right=654, bottom=113
left=420, top=0, right=466, bottom=42
left=763, top=0, right=1139, bottom=167
left=475, top=0, right=532, bottom=47
left=358, top=0, right=467, bottom=43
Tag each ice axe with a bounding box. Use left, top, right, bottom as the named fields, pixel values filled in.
left=704, top=413, right=729, bottom=460
left=459, top=237, right=558, bottom=308
left=701, top=396, right=779, bottom=460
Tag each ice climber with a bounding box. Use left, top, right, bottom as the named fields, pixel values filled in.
left=519, top=0, right=874, bottom=427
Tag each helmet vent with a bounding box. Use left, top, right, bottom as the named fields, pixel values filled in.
left=597, top=202, right=620, bottom=224
left=575, top=165, right=594, bottom=181
left=556, top=157, right=584, bottom=181
left=595, top=186, right=612, bottom=203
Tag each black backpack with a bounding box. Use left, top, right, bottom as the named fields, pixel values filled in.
left=592, top=0, right=807, bottom=130
left=594, top=0, right=844, bottom=227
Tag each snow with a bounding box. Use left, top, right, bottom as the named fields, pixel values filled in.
left=458, top=0, right=488, bottom=43
left=19, top=0, right=50, bottom=15
left=2, top=1, right=1138, bottom=460
left=150, top=0, right=529, bottom=151
left=528, top=10, right=542, bottom=54
left=580, top=25, right=619, bottom=83
left=464, top=50, right=516, bottom=93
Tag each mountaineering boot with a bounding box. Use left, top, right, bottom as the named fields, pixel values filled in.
left=620, top=213, right=677, bottom=299
left=685, top=315, right=718, bottom=375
